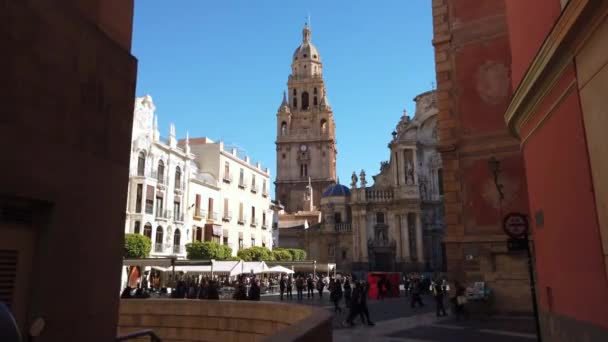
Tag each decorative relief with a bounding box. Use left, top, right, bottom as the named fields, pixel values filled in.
left=476, top=61, right=510, bottom=105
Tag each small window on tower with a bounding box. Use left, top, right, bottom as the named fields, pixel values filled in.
left=303, top=54, right=307, bottom=58
left=314, top=88, right=317, bottom=94
left=313, top=55, right=317, bottom=59
left=293, top=89, right=297, bottom=96
left=282, top=153, right=286, bottom=159
left=313, top=97, right=318, bottom=106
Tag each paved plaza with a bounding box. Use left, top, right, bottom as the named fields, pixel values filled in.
left=261, top=291, right=538, bottom=341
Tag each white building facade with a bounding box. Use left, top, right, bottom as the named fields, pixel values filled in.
left=125, top=95, right=194, bottom=259
left=187, top=139, right=274, bottom=256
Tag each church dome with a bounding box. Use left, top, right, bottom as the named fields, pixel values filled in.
left=322, top=183, right=351, bottom=197
left=292, top=24, right=321, bottom=63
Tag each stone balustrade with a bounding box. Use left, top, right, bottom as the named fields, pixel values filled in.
left=334, top=223, right=352, bottom=232
left=365, top=189, right=394, bottom=202
left=118, top=299, right=332, bottom=342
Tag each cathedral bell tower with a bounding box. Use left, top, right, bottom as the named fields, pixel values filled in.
left=275, top=23, right=337, bottom=213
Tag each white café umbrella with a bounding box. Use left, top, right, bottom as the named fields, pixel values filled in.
left=269, top=265, right=295, bottom=274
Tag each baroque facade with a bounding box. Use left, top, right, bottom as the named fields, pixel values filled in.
left=275, top=23, right=337, bottom=213
left=300, top=91, right=446, bottom=273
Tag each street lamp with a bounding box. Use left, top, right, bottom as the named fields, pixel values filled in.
left=488, top=156, right=504, bottom=200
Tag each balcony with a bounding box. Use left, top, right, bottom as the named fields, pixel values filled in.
left=223, top=173, right=233, bottom=183
left=334, top=223, right=352, bottom=233
left=174, top=212, right=184, bottom=223
left=262, top=222, right=268, bottom=230
left=250, top=218, right=258, bottom=228
left=154, top=243, right=164, bottom=253
left=174, top=182, right=184, bottom=194
left=262, top=189, right=269, bottom=198
left=155, top=209, right=171, bottom=220
left=251, top=185, right=258, bottom=194
left=238, top=180, right=247, bottom=189
left=208, top=211, right=219, bottom=221
left=223, top=211, right=232, bottom=222
left=194, top=208, right=207, bottom=219
left=365, top=189, right=394, bottom=202
left=172, top=244, right=184, bottom=254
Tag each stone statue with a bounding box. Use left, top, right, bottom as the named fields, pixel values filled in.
left=419, top=178, right=427, bottom=199
left=351, top=171, right=358, bottom=189
left=406, top=160, right=414, bottom=184
left=360, top=170, right=367, bottom=188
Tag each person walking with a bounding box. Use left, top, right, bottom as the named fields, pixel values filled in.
left=453, top=282, right=467, bottom=320
left=329, top=278, right=343, bottom=313
left=296, top=276, right=304, bottom=300
left=286, top=275, right=293, bottom=299
left=279, top=275, right=286, bottom=301
left=343, top=278, right=352, bottom=309
left=359, top=281, right=375, bottom=326
left=317, top=277, right=326, bottom=298
left=433, top=280, right=447, bottom=316
left=344, top=281, right=362, bottom=327
left=248, top=278, right=261, bottom=301
left=307, top=276, right=314, bottom=299
left=377, top=277, right=385, bottom=300
left=410, top=279, right=424, bottom=309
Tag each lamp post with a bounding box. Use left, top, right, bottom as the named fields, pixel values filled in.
left=488, top=156, right=542, bottom=342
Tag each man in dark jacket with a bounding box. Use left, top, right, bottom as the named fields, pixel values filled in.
left=433, top=281, right=447, bottom=316
left=307, top=276, right=314, bottom=299
left=286, top=275, right=293, bottom=299
left=279, top=276, right=286, bottom=300
left=359, top=281, right=375, bottom=326
left=248, top=278, right=261, bottom=301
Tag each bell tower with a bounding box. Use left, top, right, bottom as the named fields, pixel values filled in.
left=275, top=23, right=337, bottom=213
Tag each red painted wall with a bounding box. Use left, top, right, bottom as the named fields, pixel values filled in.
left=522, top=69, right=608, bottom=327
left=505, top=0, right=562, bottom=90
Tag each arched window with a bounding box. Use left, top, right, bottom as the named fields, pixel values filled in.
left=157, top=160, right=164, bottom=183
left=376, top=212, right=385, bottom=224
left=175, top=166, right=182, bottom=189
left=174, top=229, right=181, bottom=247
left=155, top=226, right=164, bottom=245
left=314, top=88, right=318, bottom=95
left=301, top=92, right=309, bottom=110
left=321, top=119, right=327, bottom=134
left=137, top=152, right=146, bottom=176
left=143, top=223, right=152, bottom=239
left=281, top=122, right=287, bottom=136
left=134, top=221, right=141, bottom=234
left=313, top=96, right=318, bottom=106
left=293, top=98, right=297, bottom=108
left=293, top=88, right=297, bottom=96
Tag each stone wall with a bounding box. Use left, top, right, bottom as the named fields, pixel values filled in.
left=118, top=299, right=332, bottom=342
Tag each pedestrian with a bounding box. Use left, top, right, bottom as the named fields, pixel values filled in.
left=286, top=275, right=293, bottom=299
left=296, top=276, right=305, bottom=300
left=410, top=279, right=424, bottom=308
left=404, top=276, right=410, bottom=297
left=433, top=280, right=447, bottom=316
left=329, top=278, right=343, bottom=313
left=307, top=276, right=314, bottom=299
left=317, top=277, right=326, bottom=298
left=279, top=275, right=286, bottom=300
left=248, top=278, right=261, bottom=301
left=344, top=281, right=362, bottom=327
left=343, top=278, right=352, bottom=308
left=207, top=280, right=220, bottom=300
left=359, top=281, right=375, bottom=326
left=453, top=282, right=467, bottom=320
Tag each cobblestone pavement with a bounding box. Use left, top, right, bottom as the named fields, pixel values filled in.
left=262, top=292, right=538, bottom=341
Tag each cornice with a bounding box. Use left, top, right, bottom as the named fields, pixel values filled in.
left=504, top=0, right=589, bottom=137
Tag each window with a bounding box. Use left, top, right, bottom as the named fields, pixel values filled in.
left=252, top=175, right=256, bottom=189
left=239, top=168, right=244, bottom=186
left=208, top=198, right=214, bottom=217
left=173, top=229, right=181, bottom=246
left=301, top=91, right=309, bottom=110
left=334, top=212, right=342, bottom=224
left=143, top=223, right=152, bottom=238
left=174, top=202, right=181, bottom=220
left=145, top=185, right=154, bottom=214
left=313, top=54, right=317, bottom=59
left=251, top=206, right=256, bottom=221
left=300, top=164, right=308, bottom=177
left=293, top=88, right=297, bottom=96
left=282, top=153, right=286, bottom=160
left=313, top=96, right=317, bottom=106
left=155, top=197, right=163, bottom=217
left=224, top=198, right=229, bottom=219
left=157, top=160, right=164, bottom=183
left=134, top=221, right=141, bottom=234
left=437, top=168, right=444, bottom=195
left=155, top=226, right=164, bottom=245
left=223, top=236, right=229, bottom=245
left=195, top=194, right=201, bottom=216
left=239, top=202, right=244, bottom=222
left=281, top=122, right=287, bottom=136
left=135, top=184, right=143, bottom=213
left=239, top=237, right=244, bottom=250
left=321, top=119, right=327, bottom=134
left=262, top=179, right=267, bottom=194
left=137, top=152, right=145, bottom=176
left=251, top=238, right=255, bottom=247
left=376, top=212, right=385, bottom=224
left=262, top=212, right=266, bottom=227
left=293, top=98, right=297, bottom=108
left=224, top=161, right=230, bottom=181
left=175, top=166, right=182, bottom=189
left=194, top=226, right=203, bottom=242
left=314, top=88, right=317, bottom=94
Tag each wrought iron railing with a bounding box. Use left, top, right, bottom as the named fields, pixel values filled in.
left=335, top=223, right=352, bottom=232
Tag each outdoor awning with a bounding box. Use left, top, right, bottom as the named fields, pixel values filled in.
left=268, top=265, right=294, bottom=274
left=123, top=258, right=174, bottom=268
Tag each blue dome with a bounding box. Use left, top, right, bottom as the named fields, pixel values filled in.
left=322, top=183, right=351, bottom=197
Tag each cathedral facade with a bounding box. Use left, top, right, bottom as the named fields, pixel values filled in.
left=275, top=24, right=337, bottom=214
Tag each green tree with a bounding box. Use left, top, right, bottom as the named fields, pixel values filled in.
left=272, top=248, right=293, bottom=261
left=124, top=234, right=151, bottom=258
left=186, top=241, right=232, bottom=260
left=287, top=248, right=307, bottom=261
left=237, top=246, right=274, bottom=261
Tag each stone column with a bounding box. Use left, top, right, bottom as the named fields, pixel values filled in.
left=416, top=212, right=424, bottom=262
left=401, top=213, right=411, bottom=260
left=395, top=214, right=402, bottom=259
left=412, top=148, right=418, bottom=185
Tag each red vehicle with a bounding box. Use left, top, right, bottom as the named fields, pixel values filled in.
left=367, top=272, right=401, bottom=299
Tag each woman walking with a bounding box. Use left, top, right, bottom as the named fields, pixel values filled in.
left=329, top=278, right=343, bottom=313
left=343, top=278, right=352, bottom=308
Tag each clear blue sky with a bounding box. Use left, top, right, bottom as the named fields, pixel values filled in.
left=133, top=0, right=435, bottom=196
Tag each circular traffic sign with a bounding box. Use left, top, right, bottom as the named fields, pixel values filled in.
left=503, top=213, right=528, bottom=239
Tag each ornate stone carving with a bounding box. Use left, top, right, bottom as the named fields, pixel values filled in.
left=351, top=171, right=358, bottom=189
left=359, top=170, right=367, bottom=188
